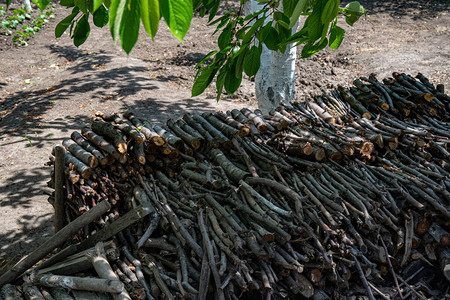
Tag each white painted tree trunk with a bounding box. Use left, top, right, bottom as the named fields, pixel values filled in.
left=245, top=0, right=299, bottom=114
left=23, top=0, right=32, bottom=11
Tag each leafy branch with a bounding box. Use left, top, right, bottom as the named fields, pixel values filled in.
left=192, top=0, right=366, bottom=98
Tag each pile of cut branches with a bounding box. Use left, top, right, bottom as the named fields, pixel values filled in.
left=1, top=73, right=449, bottom=300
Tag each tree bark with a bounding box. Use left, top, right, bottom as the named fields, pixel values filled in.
left=245, top=1, right=298, bottom=113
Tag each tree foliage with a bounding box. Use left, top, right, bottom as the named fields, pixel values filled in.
left=54, top=0, right=365, bottom=98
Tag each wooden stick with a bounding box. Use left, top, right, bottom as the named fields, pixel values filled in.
left=63, top=138, right=98, bottom=168
left=34, top=274, right=124, bottom=293
left=54, top=145, right=66, bottom=233
left=352, top=254, right=375, bottom=300
left=86, top=242, right=131, bottom=300
left=0, top=200, right=111, bottom=287
left=78, top=204, right=152, bottom=251
left=198, top=208, right=225, bottom=300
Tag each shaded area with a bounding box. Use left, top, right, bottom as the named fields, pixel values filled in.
left=167, top=51, right=210, bottom=67
left=0, top=46, right=160, bottom=146
left=348, top=0, right=449, bottom=19
left=123, top=97, right=243, bottom=123
left=0, top=167, right=53, bottom=258
left=0, top=212, right=53, bottom=259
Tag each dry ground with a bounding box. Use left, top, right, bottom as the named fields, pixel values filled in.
left=0, top=0, right=449, bottom=260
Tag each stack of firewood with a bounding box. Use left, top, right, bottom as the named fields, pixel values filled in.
left=1, top=72, right=449, bottom=300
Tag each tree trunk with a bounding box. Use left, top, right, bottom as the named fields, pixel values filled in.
left=24, top=0, right=32, bottom=11
left=245, top=0, right=298, bottom=114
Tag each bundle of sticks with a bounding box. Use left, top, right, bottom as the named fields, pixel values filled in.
left=1, top=72, right=449, bottom=300
left=313, top=72, right=449, bottom=122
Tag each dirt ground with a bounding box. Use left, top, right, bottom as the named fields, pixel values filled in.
left=0, top=0, right=449, bottom=261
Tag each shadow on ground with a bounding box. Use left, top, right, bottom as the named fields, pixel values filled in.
left=350, top=0, right=448, bottom=19
left=0, top=167, right=53, bottom=258
left=0, top=46, right=160, bottom=145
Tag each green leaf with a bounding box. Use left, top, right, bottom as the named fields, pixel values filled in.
left=345, top=14, right=359, bottom=26
left=208, top=12, right=228, bottom=26
left=93, top=5, right=109, bottom=27
left=212, top=17, right=230, bottom=35
left=218, top=24, right=232, bottom=50
left=242, top=17, right=264, bottom=45
left=301, top=38, right=327, bottom=58
left=10, top=19, right=19, bottom=28
left=243, top=7, right=267, bottom=21
left=195, top=50, right=217, bottom=68
left=274, top=12, right=290, bottom=30
left=283, top=0, right=296, bottom=18
left=289, top=0, right=306, bottom=28
left=6, top=0, right=11, bottom=10
left=345, top=1, right=365, bottom=16
left=283, top=26, right=307, bottom=44
left=305, top=8, right=323, bottom=41
left=74, top=0, right=88, bottom=14
left=263, top=26, right=280, bottom=50
left=344, top=1, right=366, bottom=26
left=120, top=0, right=140, bottom=54
left=109, top=0, right=126, bottom=42
left=329, top=24, right=345, bottom=49
left=321, top=0, right=338, bottom=24
left=2, top=20, right=11, bottom=28
left=224, top=65, right=242, bottom=95
left=208, top=0, right=220, bottom=22
left=60, top=0, right=75, bottom=7
left=243, top=45, right=261, bottom=77
left=192, top=64, right=215, bottom=97
left=140, top=0, right=160, bottom=39
left=216, top=67, right=226, bottom=100
left=160, top=0, right=193, bottom=41
left=92, top=0, right=104, bottom=12
left=73, top=15, right=90, bottom=47
left=235, top=45, right=248, bottom=77
left=55, top=7, right=79, bottom=37
left=15, top=30, right=29, bottom=37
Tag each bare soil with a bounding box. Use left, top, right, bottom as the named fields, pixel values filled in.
left=0, top=0, right=449, bottom=261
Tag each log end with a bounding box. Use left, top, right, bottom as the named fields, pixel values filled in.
left=138, top=156, right=146, bottom=165
left=314, top=148, right=326, bottom=162
left=99, top=157, right=109, bottom=166
left=81, top=168, right=92, bottom=179
left=360, top=142, right=374, bottom=157
left=88, top=156, right=99, bottom=168
left=303, top=145, right=314, bottom=156
left=422, top=93, right=435, bottom=102
left=330, top=152, right=343, bottom=162
left=117, top=142, right=128, bottom=154
left=381, top=103, right=390, bottom=111
left=191, top=138, right=203, bottom=151
left=118, top=154, right=128, bottom=164
left=362, top=112, right=372, bottom=120
left=239, top=126, right=251, bottom=137
left=152, top=136, right=166, bottom=147
left=257, top=124, right=268, bottom=133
